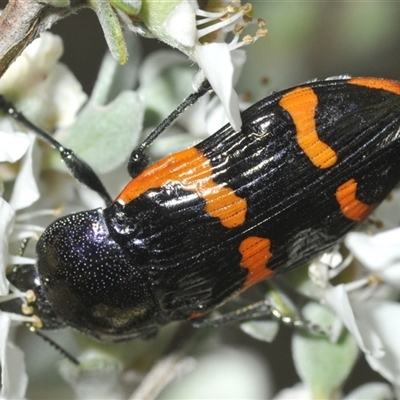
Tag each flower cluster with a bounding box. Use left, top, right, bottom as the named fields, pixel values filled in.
left=0, top=32, right=88, bottom=398
left=271, top=193, right=400, bottom=398
left=126, top=0, right=267, bottom=131
left=1, top=1, right=400, bottom=399
left=0, top=1, right=266, bottom=394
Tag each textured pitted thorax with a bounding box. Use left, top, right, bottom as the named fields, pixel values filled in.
left=36, top=208, right=160, bottom=341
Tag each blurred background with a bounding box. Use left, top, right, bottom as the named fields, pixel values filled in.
left=3, top=2, right=400, bottom=398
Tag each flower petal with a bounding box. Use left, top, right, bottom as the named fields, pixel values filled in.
left=345, top=229, right=400, bottom=287
left=0, top=315, right=28, bottom=399
left=325, top=285, right=400, bottom=385
left=344, top=382, right=393, bottom=400
left=9, top=134, right=40, bottom=211
left=273, top=383, right=312, bottom=400
left=240, top=320, right=279, bottom=342
left=0, top=199, right=15, bottom=295
left=345, top=228, right=400, bottom=271
left=195, top=43, right=245, bottom=130
left=163, top=0, right=197, bottom=48
left=0, top=131, right=30, bottom=163
left=0, top=32, right=62, bottom=96
left=324, top=284, right=385, bottom=357
left=361, top=301, right=400, bottom=386
left=160, top=346, right=272, bottom=399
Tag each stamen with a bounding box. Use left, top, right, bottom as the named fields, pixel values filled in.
left=195, top=2, right=265, bottom=53
left=1, top=286, right=35, bottom=305
left=16, top=206, right=63, bottom=222
left=32, top=315, right=43, bottom=329
left=196, top=9, right=227, bottom=19
left=233, top=23, right=244, bottom=35
left=197, top=10, right=244, bottom=39
left=8, top=282, right=24, bottom=296
left=242, top=3, right=253, bottom=15
left=0, top=292, right=27, bottom=303
left=367, top=274, right=383, bottom=286
left=10, top=231, right=41, bottom=243
left=256, top=28, right=268, bottom=37
left=197, top=14, right=228, bottom=27
left=4, top=312, right=39, bottom=325
left=21, top=304, right=34, bottom=315
left=327, top=252, right=353, bottom=279
left=13, top=223, right=46, bottom=234
left=26, top=289, right=36, bottom=303
left=344, top=277, right=371, bottom=292
left=230, top=34, right=240, bottom=47
left=243, top=15, right=252, bottom=24
left=242, top=35, right=254, bottom=44
left=9, top=255, right=36, bottom=265
left=258, top=18, right=266, bottom=28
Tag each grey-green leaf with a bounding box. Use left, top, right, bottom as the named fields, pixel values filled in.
left=62, top=90, right=144, bottom=174
left=292, top=302, right=359, bottom=399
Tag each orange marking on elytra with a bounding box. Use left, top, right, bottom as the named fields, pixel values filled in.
left=336, top=178, right=376, bottom=221
left=279, top=87, right=337, bottom=169
left=239, top=236, right=274, bottom=288
left=116, top=147, right=247, bottom=228
left=348, top=77, right=400, bottom=96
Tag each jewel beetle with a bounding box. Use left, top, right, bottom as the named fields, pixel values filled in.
left=3, top=76, right=400, bottom=342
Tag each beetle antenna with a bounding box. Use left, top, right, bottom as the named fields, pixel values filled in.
left=33, top=329, right=80, bottom=366
left=127, top=80, right=213, bottom=177
left=0, top=96, right=112, bottom=206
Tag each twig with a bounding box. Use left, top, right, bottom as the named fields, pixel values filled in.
left=0, top=0, right=85, bottom=78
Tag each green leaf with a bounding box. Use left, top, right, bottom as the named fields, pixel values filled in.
left=89, top=38, right=141, bottom=106
left=62, top=91, right=144, bottom=174
left=36, top=0, right=70, bottom=6
left=110, top=0, right=141, bottom=15
left=240, top=320, right=279, bottom=342
left=292, top=302, right=359, bottom=399
left=89, top=0, right=128, bottom=65
left=137, top=0, right=179, bottom=32
left=139, top=64, right=195, bottom=127
left=58, top=356, right=124, bottom=399
left=61, top=51, right=144, bottom=174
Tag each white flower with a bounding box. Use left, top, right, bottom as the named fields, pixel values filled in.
left=345, top=228, right=400, bottom=288
left=0, top=32, right=87, bottom=132
left=0, top=129, right=30, bottom=165
left=167, top=1, right=266, bottom=131
left=137, top=48, right=233, bottom=160
left=0, top=199, right=15, bottom=296
left=322, top=227, right=400, bottom=386
left=273, top=382, right=394, bottom=400
left=134, top=1, right=267, bottom=131
left=297, top=181, right=400, bottom=391
left=160, top=346, right=272, bottom=399
left=325, top=284, right=400, bottom=386
left=0, top=32, right=88, bottom=399
left=273, top=383, right=312, bottom=400
left=0, top=31, right=88, bottom=209
left=344, top=382, right=394, bottom=400
left=0, top=313, right=28, bottom=400
left=304, top=224, right=400, bottom=387
left=0, top=197, right=38, bottom=399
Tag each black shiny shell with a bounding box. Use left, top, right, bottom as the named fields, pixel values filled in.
left=33, top=77, right=400, bottom=341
